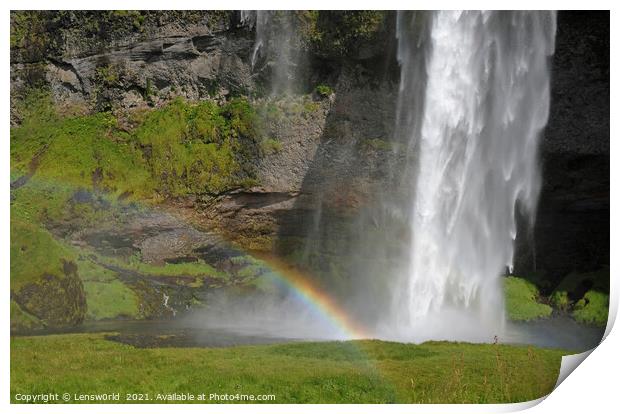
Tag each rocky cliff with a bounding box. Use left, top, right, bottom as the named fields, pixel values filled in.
left=534, top=11, right=609, bottom=286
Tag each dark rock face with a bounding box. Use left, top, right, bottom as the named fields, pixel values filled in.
left=525, top=11, right=610, bottom=286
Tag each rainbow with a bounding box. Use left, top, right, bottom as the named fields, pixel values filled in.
left=12, top=175, right=370, bottom=340
left=253, top=253, right=370, bottom=340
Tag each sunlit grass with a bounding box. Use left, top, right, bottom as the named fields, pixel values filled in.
left=10, top=334, right=566, bottom=404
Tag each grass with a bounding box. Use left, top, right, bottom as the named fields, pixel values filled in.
left=10, top=334, right=567, bottom=404
left=504, top=276, right=552, bottom=321
left=94, top=253, right=227, bottom=281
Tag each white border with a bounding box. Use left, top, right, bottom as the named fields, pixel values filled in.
left=2, top=1, right=616, bottom=413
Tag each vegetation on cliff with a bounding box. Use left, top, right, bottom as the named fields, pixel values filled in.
left=550, top=268, right=609, bottom=327
left=504, top=273, right=609, bottom=326
left=133, top=97, right=260, bottom=196
left=9, top=89, right=272, bottom=330
left=298, top=11, right=389, bottom=58
left=11, top=92, right=262, bottom=200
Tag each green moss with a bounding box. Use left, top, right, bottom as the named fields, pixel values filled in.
left=10, top=219, right=75, bottom=291
left=11, top=88, right=58, bottom=134
left=134, top=97, right=260, bottom=196
left=77, top=258, right=140, bottom=320
left=303, top=100, right=321, bottom=113
left=110, top=10, right=145, bottom=30
left=11, top=334, right=567, bottom=403
left=11, top=180, right=72, bottom=225
left=548, top=269, right=609, bottom=326
left=82, top=279, right=139, bottom=320
left=315, top=84, right=333, bottom=98
left=220, top=97, right=263, bottom=141
left=12, top=91, right=264, bottom=202
left=10, top=214, right=87, bottom=328
left=573, top=291, right=609, bottom=327
left=237, top=264, right=264, bottom=279
left=504, top=276, right=553, bottom=321
left=11, top=93, right=154, bottom=200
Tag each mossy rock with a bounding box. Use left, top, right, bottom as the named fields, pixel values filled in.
left=11, top=262, right=86, bottom=328
left=549, top=269, right=609, bottom=326
left=10, top=217, right=87, bottom=329
left=314, top=84, right=333, bottom=98
left=10, top=300, right=43, bottom=331
left=573, top=290, right=609, bottom=327
left=553, top=268, right=609, bottom=298
left=78, top=258, right=140, bottom=321
left=504, top=276, right=552, bottom=321
left=130, top=279, right=174, bottom=320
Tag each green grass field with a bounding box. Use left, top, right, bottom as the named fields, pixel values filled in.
left=11, top=334, right=567, bottom=404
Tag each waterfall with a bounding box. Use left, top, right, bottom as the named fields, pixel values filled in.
left=243, top=10, right=269, bottom=70
left=243, top=10, right=299, bottom=95
left=390, top=11, right=556, bottom=340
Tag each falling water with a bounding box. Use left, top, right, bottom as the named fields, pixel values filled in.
left=389, top=11, right=556, bottom=341
left=241, top=10, right=269, bottom=70
left=243, top=10, right=299, bottom=95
